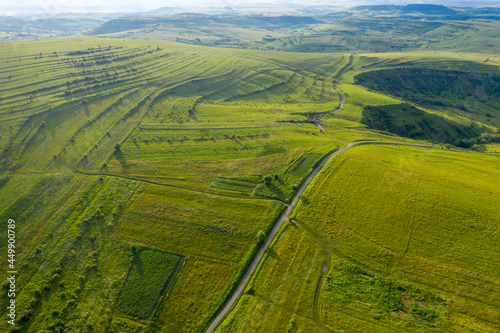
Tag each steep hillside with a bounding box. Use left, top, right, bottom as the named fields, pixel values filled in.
left=361, top=103, right=487, bottom=145
left=354, top=68, right=500, bottom=127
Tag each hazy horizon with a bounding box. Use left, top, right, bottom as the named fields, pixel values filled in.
left=1, top=0, right=500, bottom=15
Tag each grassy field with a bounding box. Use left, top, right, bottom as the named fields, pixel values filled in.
left=216, top=220, right=329, bottom=333
left=221, top=144, right=500, bottom=332
left=0, top=35, right=499, bottom=332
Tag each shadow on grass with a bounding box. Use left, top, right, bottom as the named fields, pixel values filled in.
left=266, top=183, right=287, bottom=201
left=267, top=248, right=279, bottom=260
left=115, top=150, right=127, bottom=168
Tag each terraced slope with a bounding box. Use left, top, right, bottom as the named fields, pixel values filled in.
left=0, top=38, right=499, bottom=332
left=0, top=38, right=347, bottom=332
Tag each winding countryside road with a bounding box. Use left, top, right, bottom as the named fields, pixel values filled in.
left=206, top=93, right=442, bottom=333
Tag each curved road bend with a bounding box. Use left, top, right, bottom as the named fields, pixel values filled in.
left=206, top=92, right=441, bottom=333
left=206, top=140, right=439, bottom=332
left=313, top=91, right=345, bottom=132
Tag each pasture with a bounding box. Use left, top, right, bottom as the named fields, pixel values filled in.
left=220, top=144, right=500, bottom=332
left=0, top=36, right=498, bottom=332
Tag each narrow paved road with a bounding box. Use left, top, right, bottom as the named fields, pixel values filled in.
left=205, top=92, right=442, bottom=333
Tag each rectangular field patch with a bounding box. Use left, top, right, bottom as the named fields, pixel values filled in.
left=117, top=248, right=183, bottom=319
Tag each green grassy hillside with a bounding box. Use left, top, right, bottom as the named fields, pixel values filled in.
left=0, top=38, right=344, bottom=332
left=220, top=145, right=500, bottom=332
left=0, top=37, right=499, bottom=332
